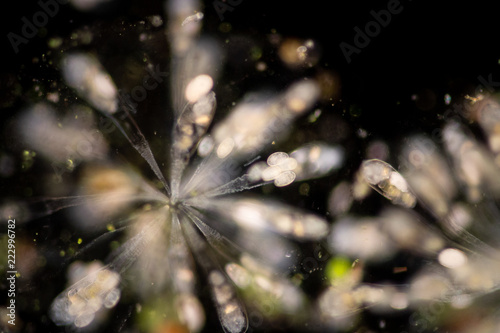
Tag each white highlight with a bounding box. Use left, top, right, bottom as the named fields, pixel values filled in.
left=438, top=248, right=467, bottom=269
left=185, top=74, right=213, bottom=103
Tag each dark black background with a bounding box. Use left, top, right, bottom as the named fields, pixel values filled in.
left=2, top=0, right=500, bottom=137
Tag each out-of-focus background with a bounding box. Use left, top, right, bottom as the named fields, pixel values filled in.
left=1, top=1, right=500, bottom=332
left=2, top=0, right=500, bottom=135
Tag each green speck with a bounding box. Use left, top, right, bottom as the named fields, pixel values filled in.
left=136, top=293, right=179, bottom=332
left=22, top=149, right=36, bottom=170
left=66, top=159, right=75, bottom=171
left=110, top=240, right=120, bottom=251
left=250, top=47, right=262, bottom=61
left=326, top=256, right=352, bottom=282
